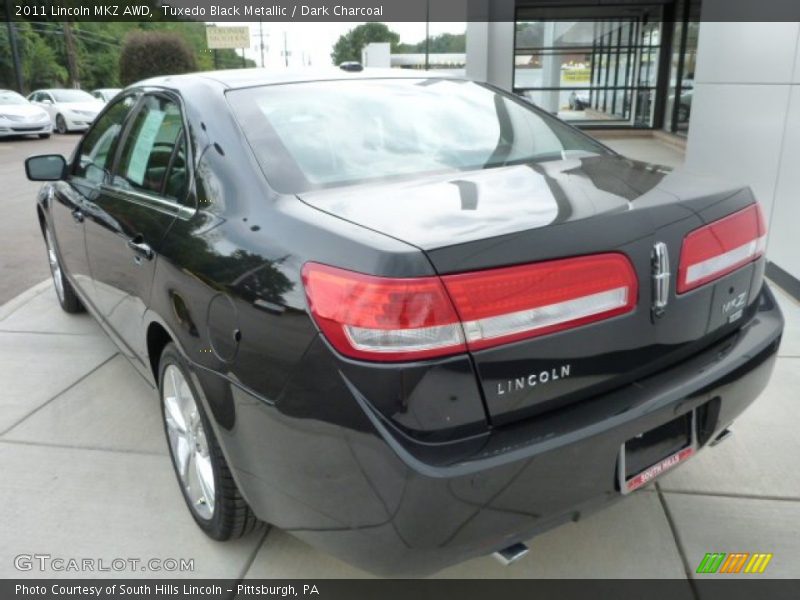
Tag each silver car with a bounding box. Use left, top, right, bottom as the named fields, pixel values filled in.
left=0, top=90, right=52, bottom=139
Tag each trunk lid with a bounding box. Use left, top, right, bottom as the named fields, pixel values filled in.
left=299, top=155, right=765, bottom=423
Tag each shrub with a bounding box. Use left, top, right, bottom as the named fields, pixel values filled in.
left=119, top=31, right=196, bottom=85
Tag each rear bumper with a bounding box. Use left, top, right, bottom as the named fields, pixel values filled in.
left=212, top=284, right=783, bottom=576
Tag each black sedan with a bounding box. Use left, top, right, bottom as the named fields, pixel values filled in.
left=25, top=69, right=783, bottom=576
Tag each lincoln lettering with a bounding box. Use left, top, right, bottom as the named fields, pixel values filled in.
left=496, top=364, right=572, bottom=395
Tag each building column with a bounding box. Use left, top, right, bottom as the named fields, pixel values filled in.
left=540, top=22, right=562, bottom=113
left=465, top=0, right=515, bottom=91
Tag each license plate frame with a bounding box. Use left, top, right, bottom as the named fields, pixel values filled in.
left=618, top=411, right=697, bottom=494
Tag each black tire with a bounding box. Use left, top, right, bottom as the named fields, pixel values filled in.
left=44, top=224, right=83, bottom=313
left=158, top=342, right=260, bottom=541
left=55, top=114, right=67, bottom=134
left=39, top=133, right=51, bottom=139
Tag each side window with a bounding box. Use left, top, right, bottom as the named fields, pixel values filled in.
left=113, top=95, right=187, bottom=201
left=163, top=135, right=188, bottom=201
left=73, top=94, right=138, bottom=184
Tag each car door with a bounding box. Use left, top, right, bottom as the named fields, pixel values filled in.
left=83, top=92, right=192, bottom=373
left=49, top=93, right=139, bottom=298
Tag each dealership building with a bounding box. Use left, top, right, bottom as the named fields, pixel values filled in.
left=447, top=0, right=800, bottom=299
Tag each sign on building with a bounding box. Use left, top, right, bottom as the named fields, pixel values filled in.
left=206, top=26, right=251, bottom=49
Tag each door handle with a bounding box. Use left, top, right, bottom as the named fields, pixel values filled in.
left=127, top=236, right=154, bottom=261
left=71, top=209, right=84, bottom=223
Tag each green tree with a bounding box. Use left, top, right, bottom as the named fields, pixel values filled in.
left=0, top=20, right=255, bottom=93
left=396, top=33, right=466, bottom=54
left=119, top=30, right=197, bottom=85
left=330, top=23, right=400, bottom=65
left=23, top=33, right=68, bottom=89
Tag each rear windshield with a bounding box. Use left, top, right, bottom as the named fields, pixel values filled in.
left=227, top=78, right=609, bottom=193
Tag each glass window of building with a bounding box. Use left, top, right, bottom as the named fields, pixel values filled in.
left=664, top=0, right=701, bottom=135
left=514, top=18, right=663, bottom=127
left=512, top=1, right=701, bottom=131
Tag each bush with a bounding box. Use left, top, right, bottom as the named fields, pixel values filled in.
left=330, top=23, right=400, bottom=65
left=119, top=31, right=196, bottom=85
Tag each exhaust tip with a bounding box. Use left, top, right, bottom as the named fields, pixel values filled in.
left=710, top=428, right=733, bottom=447
left=492, top=542, right=529, bottom=566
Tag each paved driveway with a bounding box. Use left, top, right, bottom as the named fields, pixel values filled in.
left=1, top=135, right=797, bottom=579
left=0, top=134, right=79, bottom=306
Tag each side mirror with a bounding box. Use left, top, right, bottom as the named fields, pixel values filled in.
left=25, top=155, right=67, bottom=181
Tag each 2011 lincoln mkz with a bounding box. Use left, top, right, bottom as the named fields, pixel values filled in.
left=25, top=69, right=783, bottom=576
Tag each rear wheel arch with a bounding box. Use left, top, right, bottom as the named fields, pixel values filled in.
left=146, top=321, right=173, bottom=385
left=158, top=341, right=261, bottom=539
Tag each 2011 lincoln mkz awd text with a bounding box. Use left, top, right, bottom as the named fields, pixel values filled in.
left=25, top=69, right=783, bottom=576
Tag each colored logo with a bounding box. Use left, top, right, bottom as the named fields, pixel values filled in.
left=696, top=552, right=773, bottom=574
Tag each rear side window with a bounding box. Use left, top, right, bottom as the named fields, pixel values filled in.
left=227, top=78, right=609, bottom=193
left=113, top=94, right=187, bottom=200
left=73, top=94, right=137, bottom=184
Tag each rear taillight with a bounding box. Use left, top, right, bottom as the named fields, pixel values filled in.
left=677, top=203, right=767, bottom=294
left=303, top=253, right=637, bottom=362
left=441, top=253, right=637, bottom=351
left=301, top=263, right=466, bottom=361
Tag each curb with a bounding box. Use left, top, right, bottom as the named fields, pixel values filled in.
left=0, top=279, right=53, bottom=322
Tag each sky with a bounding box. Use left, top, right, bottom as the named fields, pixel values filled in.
left=213, top=22, right=466, bottom=68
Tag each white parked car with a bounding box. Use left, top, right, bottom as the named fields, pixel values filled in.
left=91, top=88, right=123, bottom=103
left=0, top=89, right=52, bottom=139
left=27, top=88, right=103, bottom=134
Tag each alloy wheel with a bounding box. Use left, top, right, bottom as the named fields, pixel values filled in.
left=56, top=115, right=67, bottom=134
left=162, top=364, right=216, bottom=520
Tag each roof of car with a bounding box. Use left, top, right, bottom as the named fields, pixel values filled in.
left=136, top=67, right=462, bottom=91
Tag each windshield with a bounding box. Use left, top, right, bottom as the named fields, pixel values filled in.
left=0, top=91, right=28, bottom=105
left=227, top=78, right=609, bottom=193
left=51, top=89, right=96, bottom=103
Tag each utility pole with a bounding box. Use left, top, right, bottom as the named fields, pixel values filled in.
left=258, top=20, right=266, bottom=67
left=62, top=23, right=80, bottom=88
left=4, top=0, right=24, bottom=92
left=424, top=0, right=430, bottom=71
left=283, top=31, right=289, bottom=67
